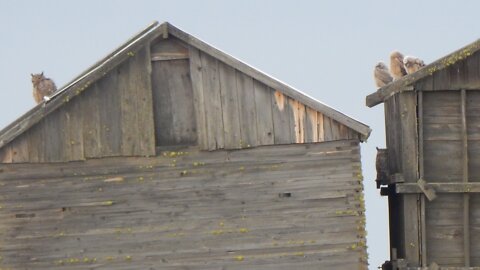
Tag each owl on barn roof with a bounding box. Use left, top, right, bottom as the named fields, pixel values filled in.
left=31, top=72, right=57, bottom=104
left=390, top=51, right=407, bottom=80
left=404, top=56, right=426, bottom=74
left=374, top=62, right=393, bottom=88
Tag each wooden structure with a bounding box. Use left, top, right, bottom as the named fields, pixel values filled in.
left=367, top=39, right=480, bottom=269
left=0, top=21, right=370, bottom=269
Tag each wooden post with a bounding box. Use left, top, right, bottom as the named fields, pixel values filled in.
left=418, top=91, right=427, bottom=267
left=399, top=91, right=421, bottom=266
left=461, top=89, right=470, bottom=267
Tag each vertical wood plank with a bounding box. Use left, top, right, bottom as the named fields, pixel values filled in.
left=418, top=91, right=427, bottom=267
left=400, top=91, right=421, bottom=266
left=461, top=89, right=470, bottom=267
left=189, top=46, right=208, bottom=150
left=218, top=61, right=241, bottom=149
left=43, top=106, right=66, bottom=162
left=298, top=103, right=306, bottom=143
left=317, top=112, right=324, bottom=142
left=288, top=98, right=304, bottom=143
left=64, top=98, right=85, bottom=161
left=99, top=68, right=122, bottom=157
left=323, top=115, right=333, bottom=141
left=0, top=145, right=13, bottom=163
left=201, top=52, right=224, bottom=150
left=10, top=136, right=29, bottom=163
left=151, top=59, right=173, bottom=146
left=168, top=60, right=197, bottom=146
left=82, top=83, right=102, bottom=158
left=254, top=80, right=274, bottom=145
left=135, top=45, right=156, bottom=156
left=305, top=107, right=317, bottom=143
left=27, top=120, right=45, bottom=162
left=236, top=71, right=257, bottom=148
left=120, top=46, right=156, bottom=156
left=271, top=90, right=293, bottom=144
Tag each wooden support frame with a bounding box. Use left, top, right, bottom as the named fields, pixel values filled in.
left=397, top=182, right=480, bottom=193
left=418, top=91, right=427, bottom=267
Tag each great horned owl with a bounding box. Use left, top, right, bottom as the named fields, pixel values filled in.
left=31, top=72, right=57, bottom=104
left=390, top=51, right=407, bottom=80
left=376, top=147, right=389, bottom=184
left=404, top=56, right=425, bottom=74
left=374, top=62, right=393, bottom=88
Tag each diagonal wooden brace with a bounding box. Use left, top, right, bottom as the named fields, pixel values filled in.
left=417, top=179, right=437, bottom=201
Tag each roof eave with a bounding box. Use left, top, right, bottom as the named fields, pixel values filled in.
left=366, top=38, right=480, bottom=108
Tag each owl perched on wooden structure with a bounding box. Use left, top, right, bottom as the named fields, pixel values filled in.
left=31, top=72, right=57, bottom=104
left=404, top=56, right=425, bottom=74
left=375, top=147, right=389, bottom=186
left=374, top=62, right=393, bottom=88
left=389, top=51, right=407, bottom=80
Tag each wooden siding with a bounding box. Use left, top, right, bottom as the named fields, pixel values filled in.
left=0, top=140, right=367, bottom=270
left=387, top=90, right=480, bottom=268
left=0, top=35, right=361, bottom=163
left=0, top=47, right=156, bottom=163
left=414, top=51, right=480, bottom=92
left=187, top=40, right=359, bottom=151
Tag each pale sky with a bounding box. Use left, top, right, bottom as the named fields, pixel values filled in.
left=1, top=1, right=480, bottom=268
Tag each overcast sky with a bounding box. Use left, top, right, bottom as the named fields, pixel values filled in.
left=1, top=1, right=479, bottom=268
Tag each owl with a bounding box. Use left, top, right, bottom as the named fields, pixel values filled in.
left=376, top=147, right=389, bottom=184
left=31, top=72, right=57, bottom=104
left=404, top=56, right=425, bottom=74
left=374, top=62, right=393, bottom=88
left=390, top=51, right=407, bottom=80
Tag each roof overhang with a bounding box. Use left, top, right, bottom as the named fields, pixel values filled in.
left=366, top=38, right=480, bottom=108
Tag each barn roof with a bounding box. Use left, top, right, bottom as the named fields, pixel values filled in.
left=0, top=21, right=371, bottom=150
left=366, top=38, right=480, bottom=107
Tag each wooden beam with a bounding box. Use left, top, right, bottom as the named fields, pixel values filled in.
left=166, top=23, right=372, bottom=140
left=396, top=182, right=480, bottom=193
left=461, top=89, right=470, bottom=267
left=366, top=38, right=480, bottom=107
left=366, top=85, right=414, bottom=108
left=151, top=52, right=189, bottom=61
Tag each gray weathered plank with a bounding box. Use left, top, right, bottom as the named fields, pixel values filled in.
left=317, top=112, right=325, bottom=142
left=201, top=52, right=224, bottom=150
left=189, top=46, right=208, bottom=150
left=305, top=107, right=318, bottom=143
left=271, top=90, right=293, bottom=144
left=254, top=80, right=274, bottom=146
left=99, top=67, right=122, bottom=157
left=63, top=97, right=85, bottom=161
left=82, top=82, right=102, bottom=159
left=236, top=71, right=257, bottom=148
left=218, top=61, right=241, bottom=149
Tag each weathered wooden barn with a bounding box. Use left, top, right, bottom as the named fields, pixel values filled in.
left=0, top=21, right=371, bottom=269
left=367, top=39, right=480, bottom=269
